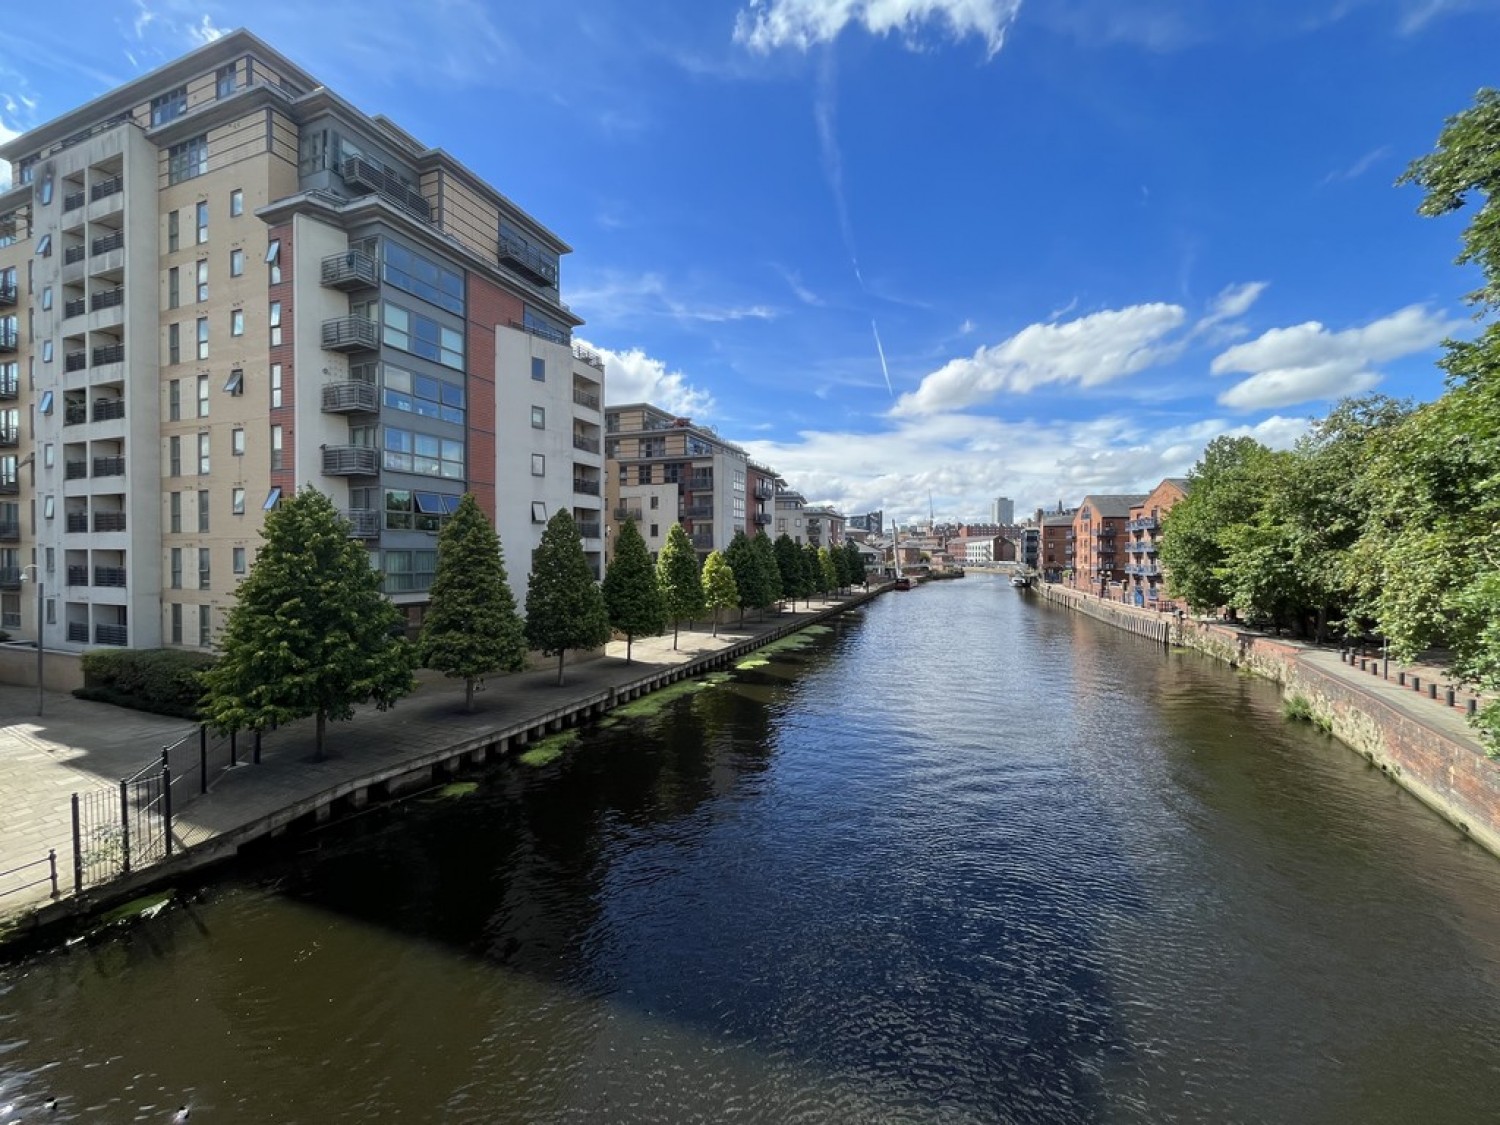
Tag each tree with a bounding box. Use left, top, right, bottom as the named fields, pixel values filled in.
left=724, top=531, right=770, bottom=624
left=201, top=487, right=414, bottom=759
left=843, top=541, right=867, bottom=589
left=701, top=550, right=738, bottom=637
left=804, top=542, right=827, bottom=600
left=603, top=517, right=665, bottom=662
left=418, top=493, right=527, bottom=711
left=830, top=540, right=852, bottom=591
left=525, top=509, right=611, bottom=685
left=656, top=522, right=704, bottom=650
left=818, top=547, right=839, bottom=597
left=774, top=533, right=807, bottom=604
left=750, top=531, right=783, bottom=615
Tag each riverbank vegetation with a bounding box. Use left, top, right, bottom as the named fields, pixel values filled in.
left=1160, top=89, right=1500, bottom=750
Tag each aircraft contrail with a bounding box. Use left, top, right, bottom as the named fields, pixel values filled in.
left=871, top=319, right=894, bottom=398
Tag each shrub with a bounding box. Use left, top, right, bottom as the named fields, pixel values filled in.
left=77, top=648, right=216, bottom=719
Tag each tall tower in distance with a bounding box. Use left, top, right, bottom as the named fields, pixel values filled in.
left=991, top=497, right=1014, bottom=526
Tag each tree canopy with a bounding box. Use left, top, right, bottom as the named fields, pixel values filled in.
left=200, top=487, right=414, bottom=757
left=656, top=522, right=704, bottom=649
left=701, top=550, right=738, bottom=637
left=774, top=533, right=809, bottom=604
left=525, top=509, right=611, bottom=685
left=603, top=517, right=665, bottom=662
left=418, top=493, right=527, bottom=710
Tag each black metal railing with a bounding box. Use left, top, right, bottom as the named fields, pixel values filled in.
left=94, top=623, right=128, bottom=646
left=92, top=343, right=125, bottom=366
left=691, top=532, right=715, bottom=550
left=92, top=399, right=125, bottom=422
left=682, top=504, right=713, bottom=519
left=0, top=375, right=15, bottom=400
left=65, top=403, right=88, bottom=426
left=572, top=477, right=601, bottom=496
left=321, top=249, right=378, bottom=289
left=337, top=156, right=432, bottom=219
left=0, top=520, right=19, bottom=540
left=573, top=387, right=600, bottom=410
left=572, top=434, right=600, bottom=453
left=688, top=475, right=714, bottom=491
left=94, top=511, right=127, bottom=532
left=90, top=176, right=123, bottom=201
left=65, top=512, right=88, bottom=533
left=64, top=461, right=88, bottom=480
left=63, top=296, right=86, bottom=318
left=67, top=565, right=89, bottom=586
left=94, top=566, right=127, bottom=587
left=93, top=455, right=126, bottom=476
left=0, top=475, right=18, bottom=495
left=0, top=424, right=17, bottom=447
left=62, top=189, right=85, bottom=212
left=572, top=343, right=603, bottom=371
left=497, top=235, right=558, bottom=287
left=0, top=325, right=16, bottom=351
left=64, top=351, right=87, bottom=372
left=321, top=315, right=379, bottom=351
left=91, top=287, right=125, bottom=312
left=322, top=445, right=379, bottom=475
left=577, top=520, right=602, bottom=539
left=66, top=621, right=88, bottom=643
left=63, top=245, right=86, bottom=265
left=0, top=567, right=20, bottom=589
left=614, top=507, right=642, bottom=521
left=0, top=851, right=58, bottom=902
left=321, top=380, right=379, bottom=413
left=90, top=230, right=124, bottom=256
left=342, top=508, right=380, bottom=538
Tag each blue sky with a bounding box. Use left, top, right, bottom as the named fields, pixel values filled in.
left=3, top=0, right=1497, bottom=523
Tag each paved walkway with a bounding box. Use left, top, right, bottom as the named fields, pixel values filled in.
left=0, top=599, right=863, bottom=924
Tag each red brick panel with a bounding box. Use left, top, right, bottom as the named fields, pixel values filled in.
left=464, top=274, right=523, bottom=523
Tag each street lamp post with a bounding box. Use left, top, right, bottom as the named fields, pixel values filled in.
left=20, top=563, right=43, bottom=716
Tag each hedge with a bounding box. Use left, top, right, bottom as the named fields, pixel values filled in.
left=75, top=648, right=216, bottom=719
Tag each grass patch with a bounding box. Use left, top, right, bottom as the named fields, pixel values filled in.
left=432, top=781, right=478, bottom=800
left=519, top=730, right=578, bottom=767
left=736, top=657, right=771, bottom=670
left=611, top=678, right=715, bottom=719
left=100, top=890, right=174, bottom=926
left=1282, top=694, right=1333, bottom=733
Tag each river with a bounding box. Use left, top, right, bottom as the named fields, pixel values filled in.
left=5, top=574, right=1500, bottom=1123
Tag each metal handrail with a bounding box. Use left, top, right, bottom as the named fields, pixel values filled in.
left=0, top=851, right=58, bottom=900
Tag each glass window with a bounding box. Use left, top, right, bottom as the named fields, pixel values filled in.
left=170, top=547, right=182, bottom=588
left=233, top=546, right=246, bottom=574
left=196, top=201, right=208, bottom=245
left=41, top=286, right=52, bottom=310
left=43, top=496, right=54, bottom=519
left=230, top=249, right=244, bottom=277
left=198, top=547, right=211, bottom=590
left=531, top=356, right=545, bottom=382
left=167, top=136, right=208, bottom=184
left=266, top=240, right=281, bottom=285
left=217, top=65, right=237, bottom=98
left=151, top=86, right=187, bottom=125
left=168, top=267, right=180, bottom=308
left=381, top=302, right=463, bottom=370
left=169, top=491, right=181, bottom=532
left=270, top=364, right=282, bottom=408
left=36, top=234, right=51, bottom=257
left=531, top=406, right=545, bottom=429
left=269, top=302, right=281, bottom=347
left=197, top=259, right=208, bottom=301
left=381, top=427, right=464, bottom=478
left=39, top=178, right=54, bottom=206
left=382, top=241, right=464, bottom=315
left=168, top=323, right=180, bottom=365
left=199, top=604, right=212, bottom=647
left=381, top=364, right=464, bottom=424
left=197, top=374, right=209, bottom=418
left=39, top=390, right=53, bottom=414
left=231, top=427, right=244, bottom=455
left=169, top=436, right=182, bottom=478
left=232, top=487, right=245, bottom=515
left=263, top=487, right=281, bottom=511
left=531, top=453, right=544, bottom=476
left=198, top=432, right=210, bottom=475
left=196, top=317, right=208, bottom=359
left=270, top=425, right=282, bottom=470
left=225, top=369, right=243, bottom=395
left=41, top=340, right=53, bottom=363
left=231, top=309, right=244, bottom=337
left=168, top=211, right=180, bottom=253
left=198, top=489, right=209, bottom=533
left=531, top=502, right=547, bottom=523
left=171, top=602, right=182, bottom=643
left=230, top=188, right=243, bottom=216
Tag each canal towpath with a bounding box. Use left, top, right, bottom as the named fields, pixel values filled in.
left=0, top=594, right=870, bottom=930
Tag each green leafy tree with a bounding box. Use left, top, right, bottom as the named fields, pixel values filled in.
left=603, top=517, right=665, bottom=662
left=804, top=542, right=827, bottom=600
left=201, top=487, right=414, bottom=759
left=724, top=531, right=765, bottom=624
left=701, top=550, right=738, bottom=637
left=656, top=522, right=704, bottom=649
left=818, top=547, right=839, bottom=597
left=774, top=533, right=807, bottom=604
left=750, top=531, right=783, bottom=615
left=418, top=493, right=527, bottom=711
left=831, top=540, right=852, bottom=591
left=843, top=541, right=867, bottom=588
left=525, top=509, right=611, bottom=685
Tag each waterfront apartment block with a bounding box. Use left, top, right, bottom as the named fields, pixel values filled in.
left=1037, top=509, right=1076, bottom=582
left=774, top=489, right=846, bottom=549
left=604, top=403, right=775, bottom=559
left=1124, top=478, right=1188, bottom=608
left=1068, top=495, right=1147, bottom=597
left=0, top=30, right=601, bottom=651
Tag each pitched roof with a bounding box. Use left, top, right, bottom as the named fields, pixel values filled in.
left=1079, top=494, right=1149, bottom=518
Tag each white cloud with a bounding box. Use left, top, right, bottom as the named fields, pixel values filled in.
left=1210, top=304, right=1458, bottom=410
left=1190, top=279, right=1267, bottom=344
left=892, top=303, right=1187, bottom=416
left=570, top=270, right=777, bottom=329
left=735, top=0, right=1022, bottom=57
left=583, top=340, right=716, bottom=418
left=1321, top=145, right=1390, bottom=185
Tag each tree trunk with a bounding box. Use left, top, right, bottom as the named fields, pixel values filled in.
left=315, top=709, right=327, bottom=761
left=556, top=650, right=566, bottom=686
left=712, top=609, right=719, bottom=638
left=626, top=634, right=634, bottom=663
left=673, top=620, right=680, bottom=650
left=465, top=676, right=475, bottom=712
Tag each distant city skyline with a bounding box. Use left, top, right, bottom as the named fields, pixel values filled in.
left=2, top=0, right=1495, bottom=521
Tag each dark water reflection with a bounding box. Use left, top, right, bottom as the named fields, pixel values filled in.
left=6, top=576, right=1500, bottom=1123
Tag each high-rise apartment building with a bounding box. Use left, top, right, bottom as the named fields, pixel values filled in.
left=0, top=30, right=601, bottom=651
left=990, top=496, right=1014, bottom=526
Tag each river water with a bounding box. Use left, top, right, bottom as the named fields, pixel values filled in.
left=5, top=575, right=1500, bottom=1123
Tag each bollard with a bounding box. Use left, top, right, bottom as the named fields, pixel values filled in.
left=199, top=725, right=208, bottom=795
left=1413, top=676, right=1421, bottom=691
left=1447, top=688, right=1456, bottom=707
left=1399, top=672, right=1406, bottom=687
left=1428, top=683, right=1438, bottom=700
left=1359, top=658, right=1367, bottom=671
left=1469, top=699, right=1479, bottom=716
left=48, top=849, right=58, bottom=898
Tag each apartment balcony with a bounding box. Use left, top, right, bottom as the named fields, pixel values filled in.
left=572, top=387, right=600, bottom=411
left=497, top=234, right=557, bottom=288
left=93, top=565, right=127, bottom=588
left=90, top=176, right=123, bottom=203
left=572, top=343, right=604, bottom=372
left=64, top=403, right=87, bottom=426
left=93, top=511, right=127, bottom=532
left=613, top=506, right=642, bottom=521
left=342, top=508, right=381, bottom=539
left=572, top=477, right=601, bottom=496
left=0, top=425, right=18, bottom=448
left=90, top=230, right=124, bottom=257
left=0, top=520, right=18, bottom=541
left=754, top=482, right=774, bottom=499
left=62, top=190, right=85, bottom=213
left=321, top=380, right=379, bottom=413
left=91, top=343, right=125, bottom=367
left=322, top=445, right=379, bottom=476
left=1127, top=516, right=1158, bottom=532
left=92, top=399, right=125, bottom=423
left=65, top=511, right=88, bottom=533
left=64, top=461, right=88, bottom=480
left=0, top=324, right=16, bottom=352
left=754, top=512, right=773, bottom=526
left=66, top=622, right=88, bottom=643
left=63, top=245, right=86, bottom=266
left=0, top=567, right=20, bottom=590
left=572, top=434, right=600, bottom=454
left=338, top=156, right=431, bottom=220
left=0, top=374, right=15, bottom=400
left=0, top=476, right=18, bottom=495
left=94, top=623, right=128, bottom=646
left=577, top=520, right=602, bottom=540
left=691, top=532, right=714, bottom=550
left=66, top=565, right=89, bottom=586
left=0, top=280, right=15, bottom=307
left=64, top=352, right=87, bottom=373
left=688, top=475, right=713, bottom=491
left=322, top=315, right=379, bottom=352
left=93, top=455, right=125, bottom=477
left=321, top=249, right=378, bottom=291
left=63, top=296, right=86, bottom=319
left=682, top=504, right=713, bottom=519
left=91, top=287, right=125, bottom=312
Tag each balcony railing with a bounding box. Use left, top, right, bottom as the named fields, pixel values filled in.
left=688, top=475, right=713, bottom=491
left=572, top=477, right=601, bottom=496
left=577, top=520, right=602, bottom=539
left=91, top=287, right=125, bottom=312
left=94, top=511, right=127, bottom=532
left=322, top=315, right=379, bottom=352
left=497, top=235, right=557, bottom=287
left=0, top=567, right=20, bottom=590
left=64, top=461, right=88, bottom=480
left=338, top=156, right=432, bottom=220
left=93, top=566, right=127, bottom=587
left=0, top=425, right=18, bottom=447
left=1127, top=516, right=1159, bottom=531
left=93, top=399, right=125, bottom=422
left=0, top=475, right=18, bottom=495
left=322, top=445, right=379, bottom=475
left=682, top=504, right=713, bottom=519
left=94, top=623, right=128, bottom=646
left=64, top=403, right=87, bottom=425
left=0, top=521, right=18, bottom=541
left=64, top=351, right=87, bottom=372
left=92, top=344, right=124, bottom=366
left=754, top=482, right=774, bottom=499
left=0, top=325, right=16, bottom=352
left=691, top=532, right=715, bottom=550
left=63, top=296, right=86, bottom=318
left=0, top=281, right=17, bottom=307
left=67, top=622, right=88, bottom=643
left=92, top=455, right=125, bottom=476
left=66, top=565, right=89, bottom=586
left=0, top=376, right=15, bottom=400
left=754, top=512, right=773, bottom=526
left=62, top=190, right=85, bottom=212
left=90, top=176, right=123, bottom=202
left=572, top=434, right=600, bottom=454
left=321, top=249, right=378, bottom=290
left=572, top=387, right=600, bottom=411
left=572, top=343, right=604, bottom=371
left=63, top=245, right=86, bottom=265
left=342, top=508, right=381, bottom=538
left=322, top=380, right=379, bottom=413
left=65, top=511, right=88, bottom=533
left=90, top=230, right=124, bottom=256
left=613, top=507, right=642, bottom=521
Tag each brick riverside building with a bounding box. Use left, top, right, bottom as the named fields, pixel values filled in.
left=1124, top=477, right=1189, bottom=608
left=1069, top=494, right=1147, bottom=597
